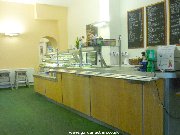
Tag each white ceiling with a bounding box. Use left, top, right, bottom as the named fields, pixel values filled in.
left=0, top=0, right=72, bottom=6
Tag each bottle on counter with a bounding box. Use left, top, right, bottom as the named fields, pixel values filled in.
left=139, top=52, right=148, bottom=72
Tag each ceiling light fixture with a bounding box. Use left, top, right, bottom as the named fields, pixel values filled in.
left=92, top=21, right=109, bottom=27
left=4, top=32, right=20, bottom=37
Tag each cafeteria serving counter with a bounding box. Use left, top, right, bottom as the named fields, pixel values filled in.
left=34, top=67, right=180, bottom=135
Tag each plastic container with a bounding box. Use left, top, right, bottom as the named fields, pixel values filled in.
left=146, top=50, right=155, bottom=61
left=139, top=61, right=148, bottom=72
left=147, top=61, right=155, bottom=72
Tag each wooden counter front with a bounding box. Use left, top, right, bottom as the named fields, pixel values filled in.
left=34, top=77, right=45, bottom=95
left=144, top=80, right=164, bottom=135
left=61, top=73, right=90, bottom=116
left=90, top=76, right=142, bottom=135
left=45, top=75, right=62, bottom=104
left=34, top=74, right=62, bottom=104
left=34, top=73, right=164, bottom=135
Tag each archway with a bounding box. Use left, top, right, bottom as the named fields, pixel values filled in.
left=39, top=36, right=58, bottom=65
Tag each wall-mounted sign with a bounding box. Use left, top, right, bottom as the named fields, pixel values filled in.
left=128, top=8, right=144, bottom=49
left=146, top=2, right=167, bottom=46
left=169, top=0, right=180, bottom=45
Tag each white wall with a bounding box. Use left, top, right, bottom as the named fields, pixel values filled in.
left=68, top=0, right=100, bottom=49
left=109, top=0, right=121, bottom=40
left=68, top=0, right=179, bottom=57
left=118, top=0, right=167, bottom=58
left=68, top=0, right=112, bottom=48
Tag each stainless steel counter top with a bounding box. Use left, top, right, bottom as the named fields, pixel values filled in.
left=33, top=73, right=57, bottom=81
left=35, top=66, right=180, bottom=82
left=54, top=66, right=180, bottom=79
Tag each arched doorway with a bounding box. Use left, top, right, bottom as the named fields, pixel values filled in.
left=39, top=36, right=58, bottom=64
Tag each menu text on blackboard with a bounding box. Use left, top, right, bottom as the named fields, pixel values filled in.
left=169, top=0, right=180, bottom=45
left=128, top=8, right=144, bottom=49
left=146, top=2, right=166, bottom=46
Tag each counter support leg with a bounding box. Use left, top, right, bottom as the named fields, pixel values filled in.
left=164, top=79, right=170, bottom=135
left=142, top=83, right=144, bottom=135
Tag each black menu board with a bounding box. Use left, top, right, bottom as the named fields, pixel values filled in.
left=146, top=2, right=166, bottom=46
left=169, top=0, right=180, bottom=45
left=128, top=8, right=144, bottom=49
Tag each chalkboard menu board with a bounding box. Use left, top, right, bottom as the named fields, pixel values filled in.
left=128, top=8, right=144, bottom=49
left=169, top=0, right=180, bottom=45
left=146, top=2, right=166, bottom=46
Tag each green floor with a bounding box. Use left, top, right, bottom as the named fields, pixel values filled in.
left=0, top=87, right=118, bottom=135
